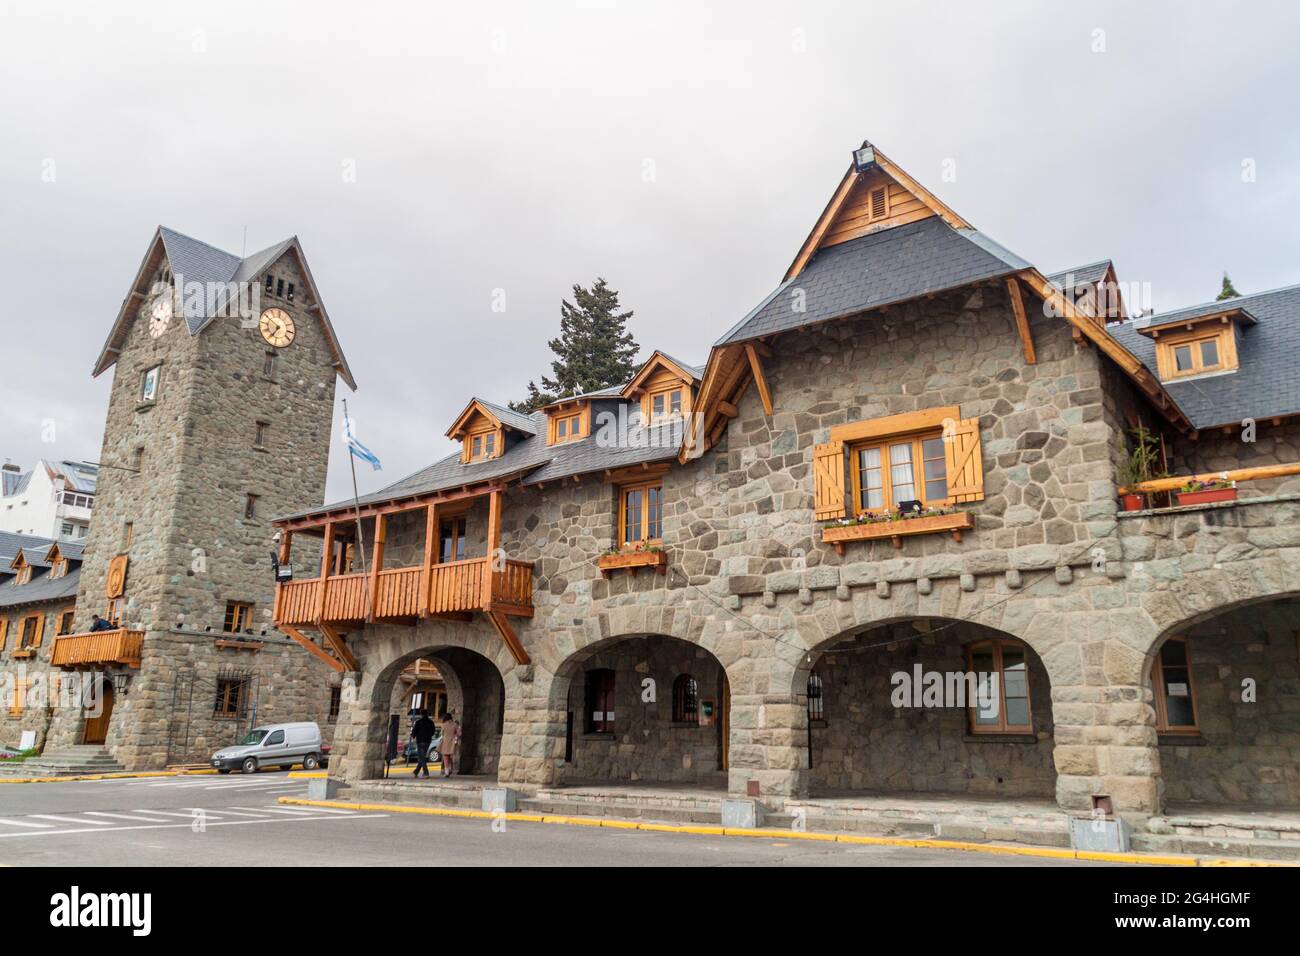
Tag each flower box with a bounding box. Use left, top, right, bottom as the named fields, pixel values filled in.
left=598, top=550, right=668, bottom=576
left=1120, top=493, right=1146, bottom=512
left=1175, top=486, right=1238, bottom=507
left=821, top=511, right=974, bottom=554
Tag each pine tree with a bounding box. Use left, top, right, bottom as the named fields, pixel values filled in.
left=1216, top=273, right=1241, bottom=301
left=510, top=278, right=640, bottom=412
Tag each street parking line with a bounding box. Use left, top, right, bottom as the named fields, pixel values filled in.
left=31, top=814, right=114, bottom=826
left=233, top=806, right=316, bottom=815
left=85, top=811, right=174, bottom=823
left=136, top=810, right=212, bottom=819
left=268, top=804, right=354, bottom=814
left=0, top=818, right=56, bottom=828
left=184, top=808, right=267, bottom=818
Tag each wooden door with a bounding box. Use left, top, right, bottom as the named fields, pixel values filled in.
left=82, top=681, right=115, bottom=745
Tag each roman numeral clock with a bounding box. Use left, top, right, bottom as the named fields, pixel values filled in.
left=259, top=307, right=296, bottom=348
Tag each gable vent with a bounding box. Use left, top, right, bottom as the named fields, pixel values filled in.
left=870, top=186, right=888, bottom=220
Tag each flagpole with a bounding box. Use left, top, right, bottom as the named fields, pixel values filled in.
left=342, top=399, right=369, bottom=587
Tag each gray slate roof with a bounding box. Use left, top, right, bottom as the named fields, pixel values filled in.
left=159, top=227, right=246, bottom=335
left=1107, top=283, right=1300, bottom=429
left=473, top=398, right=539, bottom=436
left=1047, top=260, right=1112, bottom=290
left=283, top=407, right=683, bottom=519
left=0, top=530, right=81, bottom=609
left=1, top=469, right=31, bottom=497
left=48, top=460, right=97, bottom=494
left=0, top=531, right=52, bottom=566
left=715, top=217, right=1027, bottom=345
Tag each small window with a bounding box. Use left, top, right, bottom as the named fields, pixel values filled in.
left=648, top=388, right=684, bottom=424
left=244, top=494, right=258, bottom=519
left=139, top=365, right=161, bottom=403
left=807, top=671, right=825, bottom=722
left=484, top=433, right=496, bottom=457
left=286, top=282, right=295, bottom=303
left=1151, top=637, right=1198, bottom=734
left=471, top=435, right=482, bottom=459
left=223, top=601, right=254, bottom=634
left=328, top=685, right=342, bottom=722
left=966, top=639, right=1033, bottom=734
left=214, top=678, right=247, bottom=718
left=439, top=517, right=467, bottom=563
left=18, top=614, right=41, bottom=648
left=254, top=421, right=269, bottom=448
left=263, top=351, right=276, bottom=377
left=132, top=447, right=144, bottom=472
left=275, top=278, right=285, bottom=298
left=619, top=479, right=663, bottom=546
left=852, top=433, right=948, bottom=514
left=672, top=674, right=699, bottom=723
left=61, top=521, right=73, bottom=537
left=15, top=566, right=32, bottom=585
left=585, top=669, right=616, bottom=734
left=1156, top=327, right=1235, bottom=380
left=553, top=412, right=583, bottom=443
left=57, top=609, right=75, bottom=636
left=105, top=598, right=123, bottom=626
left=264, top=274, right=275, bottom=295
left=123, top=522, right=133, bottom=549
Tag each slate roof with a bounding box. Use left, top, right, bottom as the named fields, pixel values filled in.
left=0, top=530, right=82, bottom=609
left=47, top=460, right=97, bottom=494
left=282, top=407, right=684, bottom=520
left=474, top=398, right=539, bottom=436
left=1, top=469, right=30, bottom=497
left=1107, top=283, right=1300, bottom=429
left=715, top=217, right=1027, bottom=345
left=1047, top=260, right=1112, bottom=290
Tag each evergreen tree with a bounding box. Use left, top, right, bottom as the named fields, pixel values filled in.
left=510, top=278, right=640, bottom=412
left=1216, top=273, right=1241, bottom=301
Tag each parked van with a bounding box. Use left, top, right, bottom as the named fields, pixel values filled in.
left=210, top=722, right=323, bottom=774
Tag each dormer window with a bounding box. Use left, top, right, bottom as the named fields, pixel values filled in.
left=1143, top=309, right=1248, bottom=382
left=16, top=565, right=32, bottom=585
left=545, top=402, right=590, bottom=445
left=622, top=351, right=700, bottom=428
left=469, top=431, right=497, bottom=461
left=649, top=387, right=684, bottom=424
left=448, top=399, right=533, bottom=463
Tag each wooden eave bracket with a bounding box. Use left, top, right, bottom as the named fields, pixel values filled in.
left=1005, top=277, right=1037, bottom=365
left=487, top=609, right=531, bottom=665
left=281, top=624, right=347, bottom=673
left=318, top=621, right=359, bottom=671
left=744, top=343, right=773, bottom=416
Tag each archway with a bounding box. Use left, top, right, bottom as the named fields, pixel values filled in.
left=793, top=617, right=1057, bottom=800
left=1144, top=594, right=1300, bottom=810
left=368, top=644, right=506, bottom=780
left=549, top=633, right=730, bottom=789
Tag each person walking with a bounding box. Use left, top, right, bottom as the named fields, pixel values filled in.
left=411, top=708, right=436, bottom=778
left=439, top=710, right=461, bottom=777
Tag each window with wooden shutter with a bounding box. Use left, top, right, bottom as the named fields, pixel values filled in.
left=30, top=613, right=44, bottom=648
left=944, top=417, right=985, bottom=503
left=813, top=440, right=847, bottom=520
left=0, top=618, right=8, bottom=651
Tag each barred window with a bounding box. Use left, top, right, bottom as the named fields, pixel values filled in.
left=214, top=677, right=248, bottom=718
left=807, top=671, right=825, bottom=722
left=672, top=674, right=699, bottom=723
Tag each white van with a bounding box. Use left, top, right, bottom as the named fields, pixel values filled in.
left=210, top=722, right=323, bottom=774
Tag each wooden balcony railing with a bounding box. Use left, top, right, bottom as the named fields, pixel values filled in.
left=275, top=557, right=534, bottom=626
left=50, top=629, right=144, bottom=669
left=1118, top=461, right=1300, bottom=496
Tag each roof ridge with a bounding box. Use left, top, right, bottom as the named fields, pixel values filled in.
left=1148, top=279, right=1300, bottom=319
left=159, top=225, right=241, bottom=262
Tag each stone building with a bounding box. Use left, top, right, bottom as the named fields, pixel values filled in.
left=2, top=227, right=355, bottom=770
left=271, top=142, right=1300, bottom=849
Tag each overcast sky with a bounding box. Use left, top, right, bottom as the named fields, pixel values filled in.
left=2, top=1, right=1298, bottom=504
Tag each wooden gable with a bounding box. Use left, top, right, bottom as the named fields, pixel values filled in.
left=622, top=351, right=699, bottom=426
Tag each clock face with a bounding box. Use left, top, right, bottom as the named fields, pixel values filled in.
left=148, top=295, right=172, bottom=338
left=259, top=308, right=296, bottom=348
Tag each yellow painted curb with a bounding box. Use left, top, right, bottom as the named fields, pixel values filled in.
left=288, top=771, right=328, bottom=779
left=0, top=770, right=181, bottom=785
left=277, top=796, right=1294, bottom=866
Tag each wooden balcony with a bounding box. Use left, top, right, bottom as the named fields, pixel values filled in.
left=275, top=557, right=534, bottom=627
left=50, top=628, right=144, bottom=669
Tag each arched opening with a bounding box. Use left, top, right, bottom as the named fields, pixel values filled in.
left=1146, top=594, right=1300, bottom=811
left=550, top=634, right=730, bottom=790
left=369, top=645, right=506, bottom=781
left=796, top=617, right=1057, bottom=805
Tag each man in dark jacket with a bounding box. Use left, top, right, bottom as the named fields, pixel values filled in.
left=89, top=614, right=113, bottom=632
left=411, top=709, right=436, bottom=778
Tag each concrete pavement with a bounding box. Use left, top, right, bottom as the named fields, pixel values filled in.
left=0, top=773, right=1121, bottom=866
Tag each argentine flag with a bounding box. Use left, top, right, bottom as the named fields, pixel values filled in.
left=343, top=415, right=382, bottom=471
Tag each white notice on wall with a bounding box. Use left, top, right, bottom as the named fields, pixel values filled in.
left=1167, top=683, right=1189, bottom=697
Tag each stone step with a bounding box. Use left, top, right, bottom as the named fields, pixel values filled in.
left=1132, top=831, right=1300, bottom=862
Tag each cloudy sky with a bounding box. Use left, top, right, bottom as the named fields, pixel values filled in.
left=2, top=1, right=1297, bottom=503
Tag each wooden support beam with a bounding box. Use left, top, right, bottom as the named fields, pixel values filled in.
left=316, top=521, right=334, bottom=624
left=718, top=401, right=739, bottom=419
left=318, top=621, right=359, bottom=672
left=419, top=502, right=438, bottom=618
left=482, top=488, right=502, bottom=608
left=744, top=343, right=773, bottom=416
left=366, top=512, right=387, bottom=623
left=487, top=609, right=530, bottom=665
left=1005, top=277, right=1037, bottom=365
left=281, top=624, right=345, bottom=673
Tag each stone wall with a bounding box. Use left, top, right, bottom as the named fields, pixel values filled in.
left=807, top=620, right=1056, bottom=798
left=1170, top=420, right=1300, bottom=499
left=0, top=603, right=61, bottom=750
left=1157, top=597, right=1300, bottom=806
left=559, top=635, right=726, bottom=785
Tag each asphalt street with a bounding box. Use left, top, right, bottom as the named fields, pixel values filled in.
left=0, top=773, right=1119, bottom=867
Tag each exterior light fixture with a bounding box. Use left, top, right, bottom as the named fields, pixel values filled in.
left=852, top=144, right=876, bottom=172
left=112, top=673, right=132, bottom=697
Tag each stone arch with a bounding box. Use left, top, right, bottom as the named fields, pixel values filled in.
left=782, top=614, right=1058, bottom=801
left=328, top=618, right=519, bottom=783
left=545, top=629, right=732, bottom=788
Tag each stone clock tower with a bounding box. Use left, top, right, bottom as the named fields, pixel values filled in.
left=46, top=226, right=356, bottom=769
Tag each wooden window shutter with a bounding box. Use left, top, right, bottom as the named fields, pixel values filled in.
left=944, top=417, right=985, bottom=503
left=813, top=440, right=848, bottom=520
left=0, top=618, right=7, bottom=651
left=31, top=614, right=44, bottom=648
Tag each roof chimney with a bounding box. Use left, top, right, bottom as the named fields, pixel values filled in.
left=2, top=462, right=20, bottom=474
